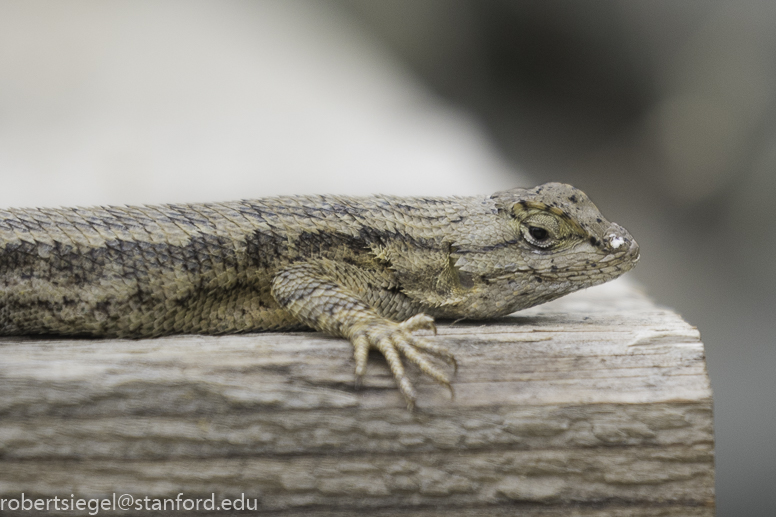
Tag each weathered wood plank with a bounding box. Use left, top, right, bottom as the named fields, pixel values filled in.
left=0, top=279, right=714, bottom=516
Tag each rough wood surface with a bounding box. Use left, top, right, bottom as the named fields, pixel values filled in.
left=0, top=279, right=714, bottom=516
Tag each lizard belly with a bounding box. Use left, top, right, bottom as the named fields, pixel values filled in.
left=0, top=268, right=302, bottom=337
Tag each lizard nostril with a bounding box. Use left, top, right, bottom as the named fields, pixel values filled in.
left=608, top=234, right=626, bottom=250
left=604, top=224, right=637, bottom=254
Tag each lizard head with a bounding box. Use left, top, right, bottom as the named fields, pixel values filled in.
left=469, top=182, right=640, bottom=311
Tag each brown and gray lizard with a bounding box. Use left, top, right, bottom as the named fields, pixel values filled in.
left=0, top=183, right=638, bottom=408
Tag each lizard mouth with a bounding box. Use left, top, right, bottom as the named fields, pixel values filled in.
left=540, top=236, right=640, bottom=284
left=625, top=237, right=640, bottom=265
left=631, top=247, right=641, bottom=265
left=602, top=237, right=640, bottom=274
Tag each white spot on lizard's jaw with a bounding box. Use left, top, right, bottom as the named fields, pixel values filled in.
left=609, top=235, right=625, bottom=249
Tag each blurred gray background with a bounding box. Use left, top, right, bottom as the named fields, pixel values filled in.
left=1, top=1, right=774, bottom=515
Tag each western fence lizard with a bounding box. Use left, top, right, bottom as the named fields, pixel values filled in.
left=0, top=183, right=638, bottom=408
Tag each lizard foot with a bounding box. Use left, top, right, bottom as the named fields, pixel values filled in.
left=349, top=314, right=456, bottom=410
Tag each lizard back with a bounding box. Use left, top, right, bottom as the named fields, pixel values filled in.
left=0, top=195, right=476, bottom=337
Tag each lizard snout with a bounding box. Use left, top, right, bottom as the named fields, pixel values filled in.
left=603, top=224, right=639, bottom=261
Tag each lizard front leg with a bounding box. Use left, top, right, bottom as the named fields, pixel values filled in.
left=270, top=260, right=455, bottom=409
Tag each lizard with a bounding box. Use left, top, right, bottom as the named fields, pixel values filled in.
left=0, top=182, right=639, bottom=408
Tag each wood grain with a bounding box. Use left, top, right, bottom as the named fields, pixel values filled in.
left=0, top=278, right=714, bottom=516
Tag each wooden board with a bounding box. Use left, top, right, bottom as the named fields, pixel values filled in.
left=0, top=278, right=714, bottom=516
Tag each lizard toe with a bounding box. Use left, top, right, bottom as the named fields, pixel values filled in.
left=374, top=333, right=418, bottom=408
left=400, top=313, right=437, bottom=335
left=408, top=335, right=457, bottom=374
left=393, top=336, right=454, bottom=399
left=352, top=334, right=370, bottom=387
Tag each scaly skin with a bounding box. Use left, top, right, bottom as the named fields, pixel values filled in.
left=0, top=183, right=639, bottom=408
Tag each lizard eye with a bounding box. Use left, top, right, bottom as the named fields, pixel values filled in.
left=522, top=225, right=555, bottom=248
left=529, top=226, right=548, bottom=241
left=517, top=211, right=563, bottom=249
